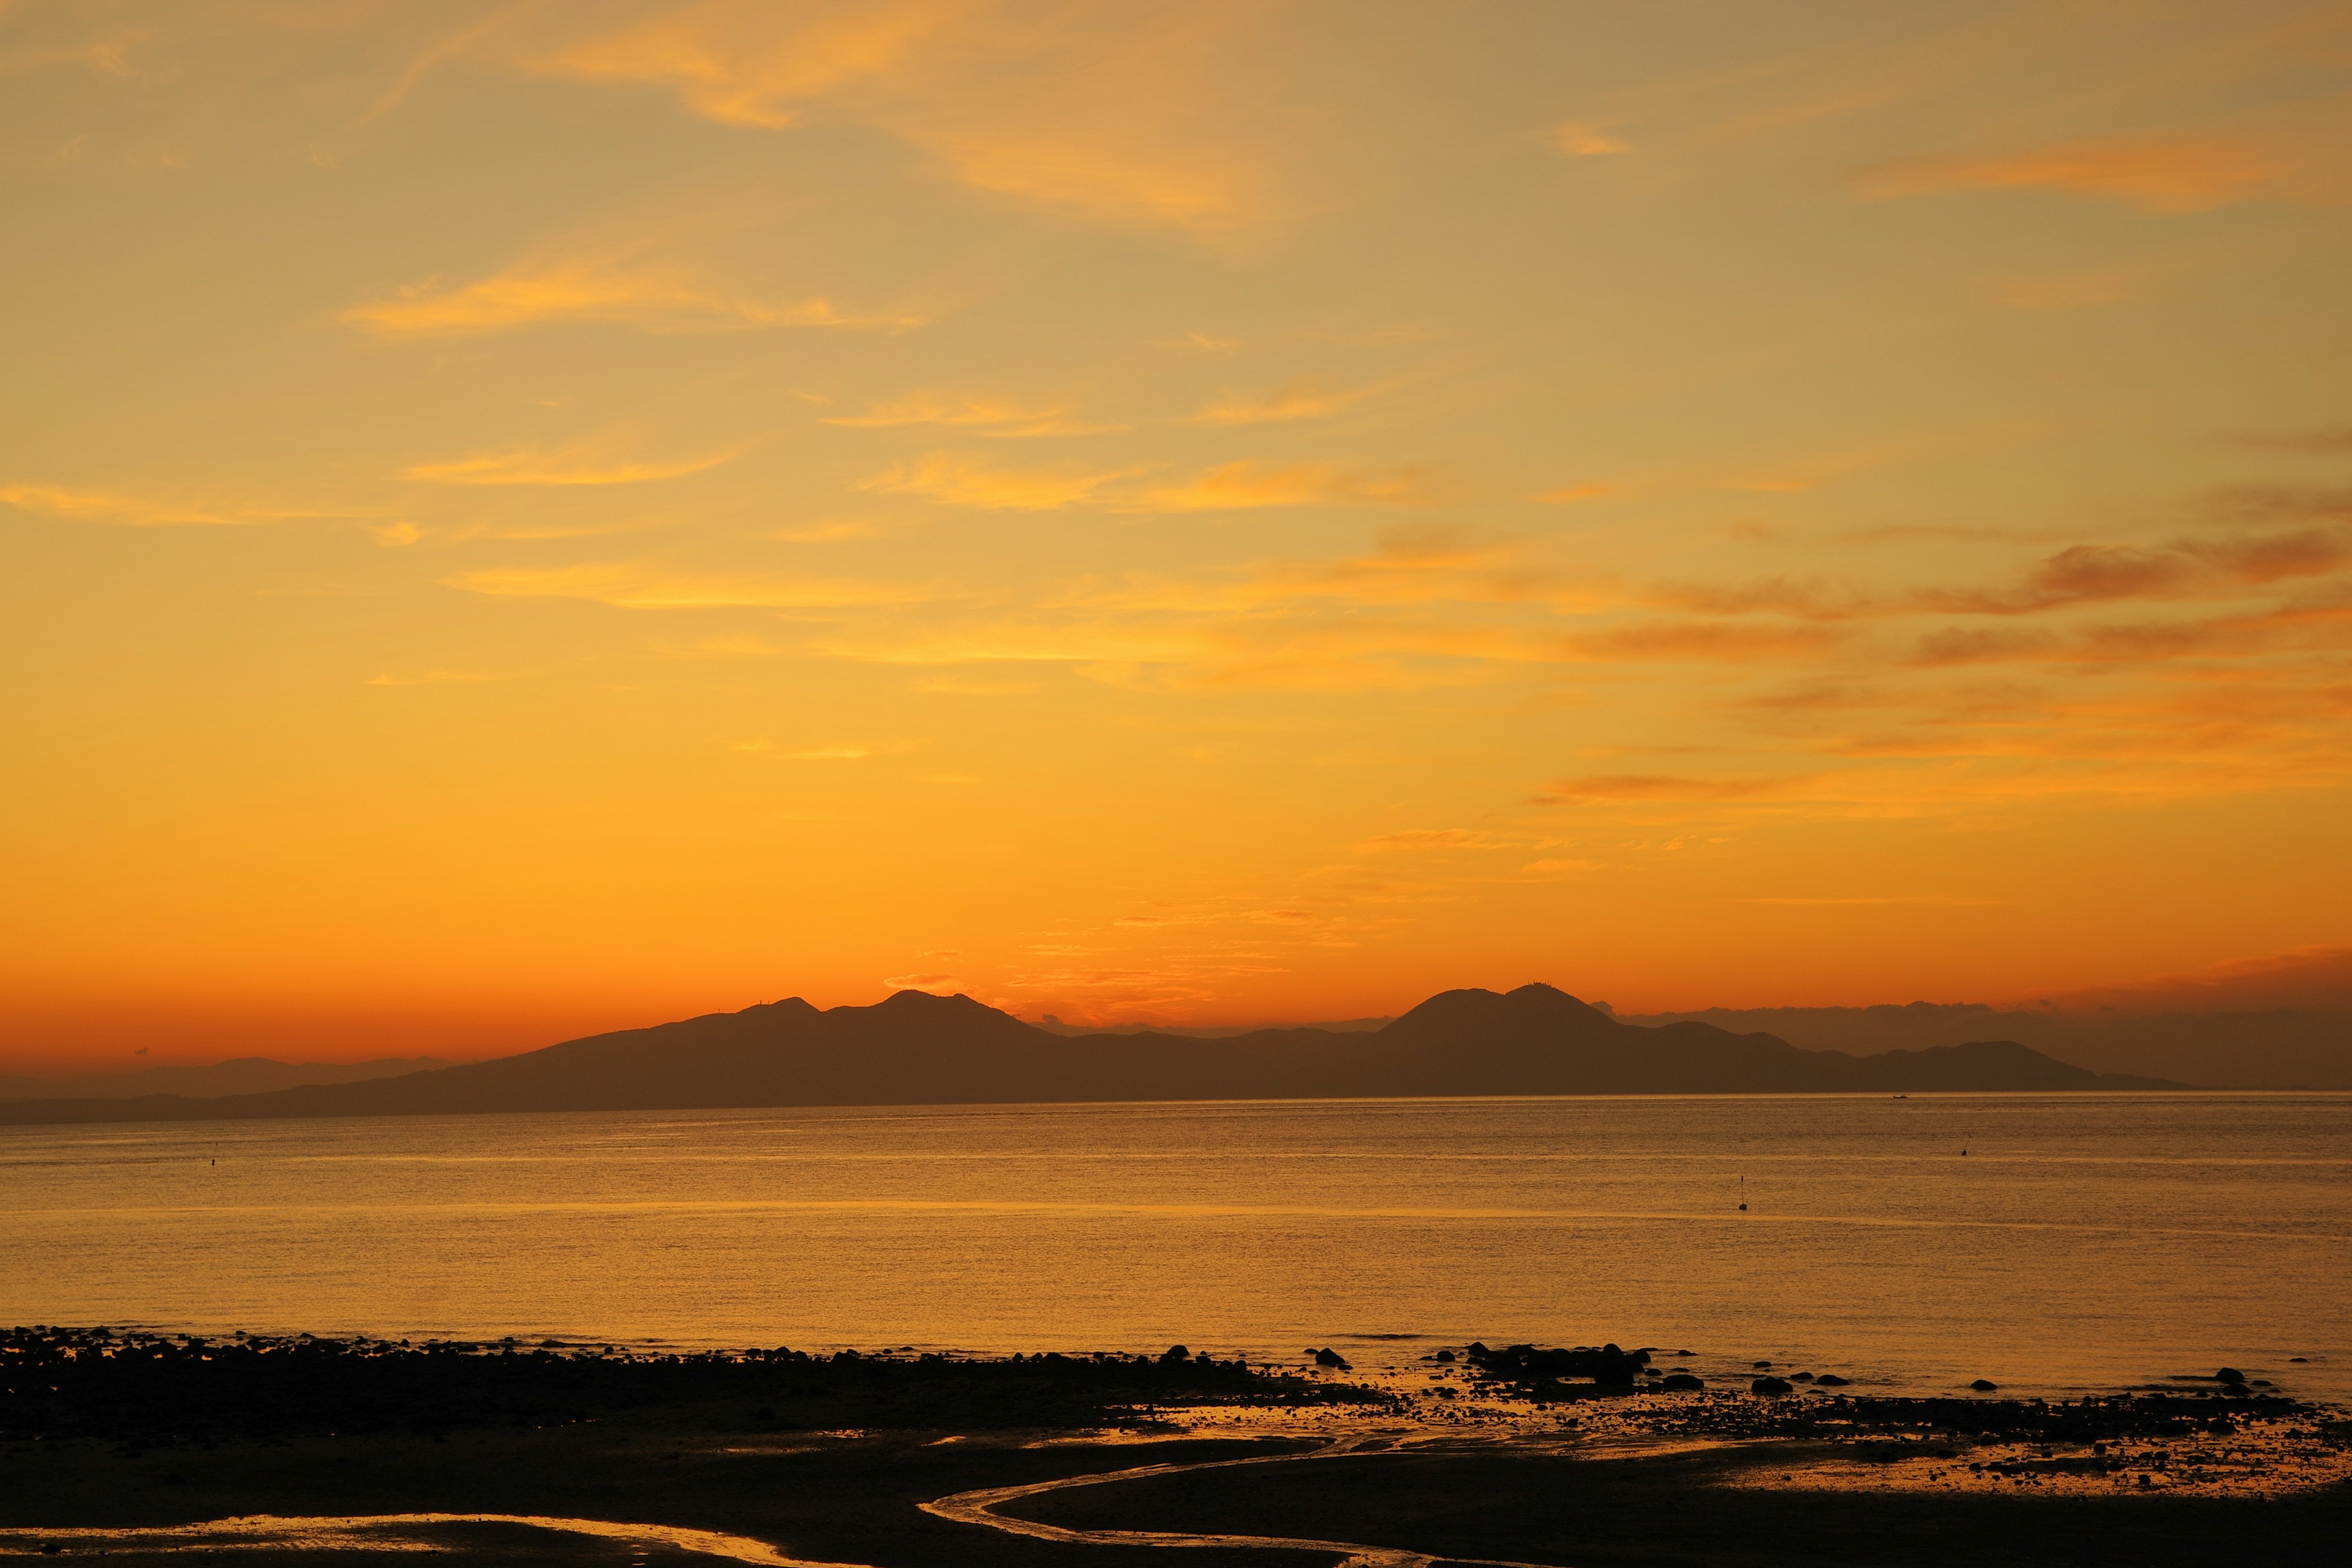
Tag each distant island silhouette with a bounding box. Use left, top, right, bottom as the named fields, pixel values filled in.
left=0, top=984, right=2180, bottom=1126
left=0, top=1055, right=452, bottom=1105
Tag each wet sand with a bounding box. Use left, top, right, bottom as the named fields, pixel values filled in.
left=4, top=1331, right=2346, bottom=1567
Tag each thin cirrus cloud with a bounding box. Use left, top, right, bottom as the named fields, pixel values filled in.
left=1992, top=264, right=2152, bottom=311
left=443, top=563, right=930, bottom=609
left=1852, top=138, right=2289, bottom=213
left=1649, top=529, right=2350, bottom=622
left=823, top=393, right=1117, bottom=437
left=524, top=1, right=944, bottom=131
left=404, top=448, right=742, bottom=487
left=506, top=1, right=1283, bottom=234
left=1553, top=122, right=1629, bottom=157
left=344, top=264, right=918, bottom=338
left=0, top=482, right=237, bottom=527
left=856, top=452, right=1148, bottom=510
left=1124, top=461, right=1426, bottom=512
left=1353, top=829, right=1511, bottom=853
left=854, top=453, right=1425, bottom=512
left=1533, top=774, right=1807, bottom=805
left=1189, top=378, right=1369, bottom=426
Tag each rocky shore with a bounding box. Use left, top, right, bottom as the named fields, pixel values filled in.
left=2, top=1327, right=2344, bottom=1566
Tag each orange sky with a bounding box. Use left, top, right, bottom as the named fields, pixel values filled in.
left=4, top=2, right=2350, bottom=1071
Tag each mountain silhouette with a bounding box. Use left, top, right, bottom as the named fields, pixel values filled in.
left=0, top=983, right=2179, bottom=1126
left=0, top=1055, right=452, bottom=1103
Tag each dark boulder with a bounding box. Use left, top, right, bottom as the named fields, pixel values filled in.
left=1970, top=1379, right=1999, bottom=1392
left=2215, top=1367, right=2245, bottom=1385
left=1752, top=1376, right=1794, bottom=1395
left=1313, top=1348, right=1352, bottom=1371
left=1660, top=1373, right=1703, bottom=1390
left=1468, top=1341, right=1646, bottom=1390
left=1814, top=1373, right=1851, bottom=1387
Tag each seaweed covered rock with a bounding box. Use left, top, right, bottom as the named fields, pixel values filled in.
left=0, top=1325, right=1381, bottom=1446
left=1465, top=1341, right=1653, bottom=1399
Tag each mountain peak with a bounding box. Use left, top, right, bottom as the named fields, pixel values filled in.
left=872, top=989, right=988, bottom=1012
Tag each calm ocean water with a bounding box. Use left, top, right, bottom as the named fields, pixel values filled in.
left=3, top=1094, right=2346, bottom=1401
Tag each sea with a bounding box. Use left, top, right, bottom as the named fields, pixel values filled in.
left=4, top=1093, right=2346, bottom=1402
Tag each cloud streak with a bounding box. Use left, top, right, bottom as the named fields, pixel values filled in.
left=1854, top=138, right=2288, bottom=213
left=443, top=564, right=931, bottom=609
left=856, top=453, right=1147, bottom=510
left=404, top=448, right=742, bottom=487
left=2, top=483, right=236, bottom=527
left=346, top=265, right=918, bottom=338
left=1189, top=379, right=1370, bottom=426
left=824, top=393, right=1110, bottom=437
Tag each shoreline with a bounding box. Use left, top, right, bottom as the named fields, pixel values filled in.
left=4, top=1327, right=2346, bottom=1566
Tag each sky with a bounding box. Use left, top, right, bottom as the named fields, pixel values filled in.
left=4, top=1, right=2350, bottom=1069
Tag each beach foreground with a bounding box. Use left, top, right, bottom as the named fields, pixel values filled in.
left=2, top=1330, right=2345, bottom=1567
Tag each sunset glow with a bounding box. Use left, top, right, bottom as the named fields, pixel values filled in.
left=5, top=1, right=2350, bottom=1068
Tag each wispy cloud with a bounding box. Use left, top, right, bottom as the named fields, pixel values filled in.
left=922, top=131, right=1253, bottom=232
left=1854, top=138, right=2288, bottom=213
left=443, top=564, right=930, bottom=609
left=404, top=448, right=741, bottom=487
left=856, top=452, right=1146, bottom=510
left=1, top=482, right=238, bottom=527
left=739, top=742, right=872, bottom=761
left=1653, top=527, right=2351, bottom=623
left=1354, top=829, right=1509, bottom=853
left=1553, top=123, right=1629, bottom=157
left=824, top=393, right=1112, bottom=436
left=1189, top=379, right=1369, bottom=426
left=769, top=519, right=880, bottom=543
left=365, top=669, right=502, bottom=687
left=529, top=2, right=944, bottom=131
left=1126, top=461, right=1425, bottom=512
left=1728, top=894, right=2005, bottom=906
left=345, top=265, right=919, bottom=338
left=506, top=2, right=1285, bottom=235
left=1535, top=774, right=1804, bottom=804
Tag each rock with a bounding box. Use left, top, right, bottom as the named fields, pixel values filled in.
left=1753, top=1360, right=1773, bottom=1370
left=2215, top=1366, right=2245, bottom=1385
left=1313, top=1348, right=1352, bottom=1371
left=1161, top=1344, right=1191, bottom=1363
left=1790, top=1371, right=1814, bottom=1382
left=1752, top=1376, right=1794, bottom=1395
left=1969, top=1379, right=1999, bottom=1392
left=1464, top=1341, right=1645, bottom=1389
left=1813, top=1374, right=1851, bottom=1387
left=1433, top=1349, right=1456, bottom=1362
left=1660, top=1373, right=1703, bottom=1390
left=1674, top=1349, right=1695, bottom=1357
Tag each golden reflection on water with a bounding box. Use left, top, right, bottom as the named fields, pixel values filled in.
left=3, top=1095, right=2346, bottom=1400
